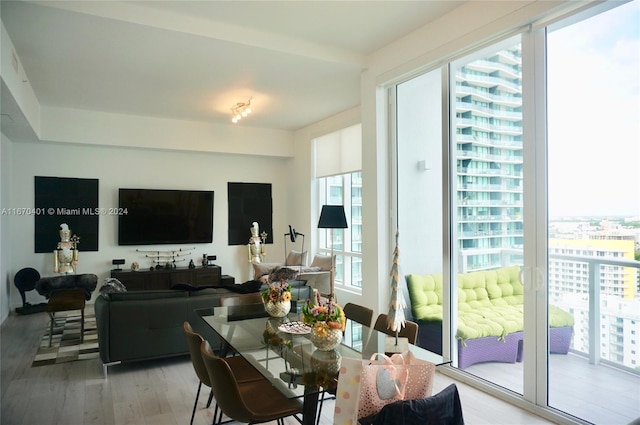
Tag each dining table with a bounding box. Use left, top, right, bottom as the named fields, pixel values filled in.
left=199, top=303, right=449, bottom=425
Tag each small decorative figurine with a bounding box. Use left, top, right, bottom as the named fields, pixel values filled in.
left=53, top=223, right=79, bottom=274
left=248, top=222, right=267, bottom=264
left=188, top=259, right=195, bottom=269
left=131, top=261, right=140, bottom=271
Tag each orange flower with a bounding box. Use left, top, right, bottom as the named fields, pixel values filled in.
left=327, top=320, right=342, bottom=330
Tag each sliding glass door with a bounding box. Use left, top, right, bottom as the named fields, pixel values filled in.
left=450, top=37, right=525, bottom=395
left=395, top=1, right=639, bottom=422
left=546, top=2, right=640, bottom=422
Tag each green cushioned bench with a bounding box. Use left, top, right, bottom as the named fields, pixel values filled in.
left=407, top=266, right=574, bottom=368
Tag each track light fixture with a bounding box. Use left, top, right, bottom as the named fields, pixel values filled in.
left=231, top=98, right=252, bottom=123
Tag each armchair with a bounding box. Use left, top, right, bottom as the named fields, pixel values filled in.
left=251, top=252, right=332, bottom=297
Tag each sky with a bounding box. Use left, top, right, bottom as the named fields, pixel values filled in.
left=547, top=0, right=640, bottom=218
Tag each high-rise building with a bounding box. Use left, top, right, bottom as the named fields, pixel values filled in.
left=455, top=44, right=524, bottom=273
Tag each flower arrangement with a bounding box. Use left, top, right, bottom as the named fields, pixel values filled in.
left=301, top=293, right=346, bottom=334
left=261, top=280, right=292, bottom=304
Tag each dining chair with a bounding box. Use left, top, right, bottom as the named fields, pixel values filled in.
left=200, top=340, right=303, bottom=425
left=373, top=313, right=419, bottom=345
left=343, top=302, right=374, bottom=327
left=183, top=322, right=264, bottom=425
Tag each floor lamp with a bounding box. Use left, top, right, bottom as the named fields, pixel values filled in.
left=284, top=225, right=305, bottom=273
left=317, top=205, right=348, bottom=300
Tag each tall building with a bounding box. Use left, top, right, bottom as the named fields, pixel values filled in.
left=455, top=44, right=524, bottom=273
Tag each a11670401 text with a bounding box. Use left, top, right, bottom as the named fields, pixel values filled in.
left=1, top=207, right=128, bottom=216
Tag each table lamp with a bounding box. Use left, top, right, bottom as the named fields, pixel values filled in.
left=317, top=205, right=348, bottom=300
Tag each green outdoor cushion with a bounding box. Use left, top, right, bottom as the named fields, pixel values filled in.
left=407, top=273, right=443, bottom=321
left=407, top=266, right=573, bottom=341
left=549, top=305, right=575, bottom=327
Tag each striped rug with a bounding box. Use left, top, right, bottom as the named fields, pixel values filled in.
left=32, top=307, right=99, bottom=367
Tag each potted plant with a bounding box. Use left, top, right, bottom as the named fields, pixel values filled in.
left=261, top=279, right=292, bottom=317
left=301, top=293, right=346, bottom=350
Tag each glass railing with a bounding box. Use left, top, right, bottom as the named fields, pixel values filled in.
left=548, top=253, right=640, bottom=373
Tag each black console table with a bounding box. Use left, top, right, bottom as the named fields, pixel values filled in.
left=111, top=266, right=225, bottom=291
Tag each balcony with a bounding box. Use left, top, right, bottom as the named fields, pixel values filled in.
left=457, top=252, right=640, bottom=424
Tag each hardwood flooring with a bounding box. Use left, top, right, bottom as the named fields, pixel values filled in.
left=1, top=311, right=557, bottom=425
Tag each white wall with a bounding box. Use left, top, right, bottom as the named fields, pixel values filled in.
left=6, top=140, right=294, bottom=309
left=396, top=69, right=443, bottom=276
left=0, top=134, right=12, bottom=322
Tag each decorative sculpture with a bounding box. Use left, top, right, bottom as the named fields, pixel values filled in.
left=248, top=222, right=267, bottom=264
left=53, top=223, right=80, bottom=274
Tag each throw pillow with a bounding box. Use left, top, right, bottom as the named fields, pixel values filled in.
left=252, top=263, right=279, bottom=279
left=285, top=250, right=308, bottom=266
left=310, top=254, right=333, bottom=271
left=99, top=278, right=127, bottom=295
left=268, top=266, right=299, bottom=283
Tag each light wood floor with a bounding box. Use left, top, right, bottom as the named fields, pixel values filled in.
left=1, top=311, right=557, bottom=425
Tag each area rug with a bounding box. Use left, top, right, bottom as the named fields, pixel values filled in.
left=31, top=308, right=99, bottom=367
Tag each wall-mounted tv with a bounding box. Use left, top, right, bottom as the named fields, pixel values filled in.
left=118, top=189, right=214, bottom=245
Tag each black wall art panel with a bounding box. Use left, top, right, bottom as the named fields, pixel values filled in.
left=34, top=176, right=99, bottom=253
left=227, top=182, right=273, bottom=246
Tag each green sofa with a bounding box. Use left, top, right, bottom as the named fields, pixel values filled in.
left=406, top=265, right=574, bottom=368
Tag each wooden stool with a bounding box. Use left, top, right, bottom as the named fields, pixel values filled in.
left=45, top=289, right=86, bottom=347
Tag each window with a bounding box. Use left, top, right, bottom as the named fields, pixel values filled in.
left=317, top=172, right=363, bottom=289
left=315, top=124, right=362, bottom=290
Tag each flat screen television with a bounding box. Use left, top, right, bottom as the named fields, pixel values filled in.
left=118, top=188, right=214, bottom=245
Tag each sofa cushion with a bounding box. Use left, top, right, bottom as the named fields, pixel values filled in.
left=188, top=287, right=235, bottom=296
left=407, top=273, right=443, bottom=321
left=549, top=305, right=575, bottom=327
left=107, top=290, right=187, bottom=301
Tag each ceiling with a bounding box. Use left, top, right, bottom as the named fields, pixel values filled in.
left=1, top=1, right=465, bottom=133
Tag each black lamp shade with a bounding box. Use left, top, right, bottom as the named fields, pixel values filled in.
left=317, top=205, right=348, bottom=229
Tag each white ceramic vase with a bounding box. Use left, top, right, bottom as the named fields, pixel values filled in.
left=264, top=300, right=291, bottom=318
left=310, top=326, right=343, bottom=351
